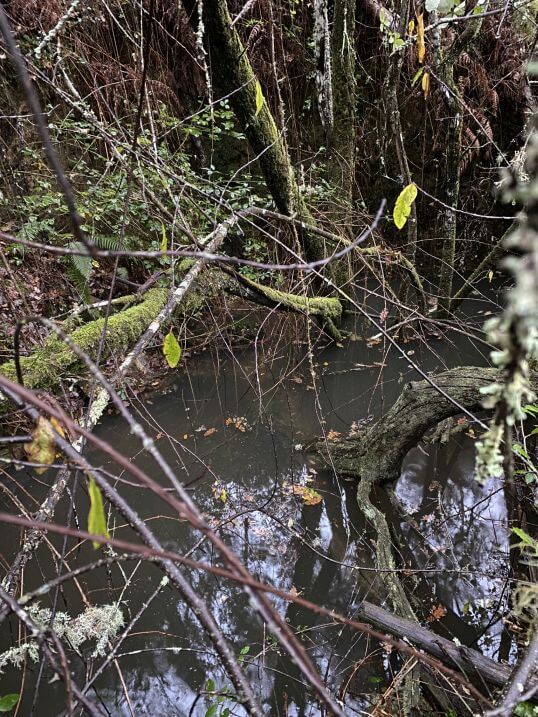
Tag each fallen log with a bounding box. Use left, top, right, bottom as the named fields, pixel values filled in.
left=357, top=599, right=535, bottom=691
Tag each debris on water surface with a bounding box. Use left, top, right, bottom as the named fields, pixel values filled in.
left=291, top=485, right=323, bottom=506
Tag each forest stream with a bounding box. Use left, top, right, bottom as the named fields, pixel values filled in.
left=0, top=287, right=515, bottom=716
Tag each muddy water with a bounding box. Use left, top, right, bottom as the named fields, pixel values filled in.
left=0, top=290, right=512, bottom=715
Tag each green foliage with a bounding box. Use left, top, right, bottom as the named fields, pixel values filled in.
left=0, top=694, right=19, bottom=713
left=515, top=702, right=538, bottom=716
left=181, top=99, right=245, bottom=141
left=1, top=114, right=184, bottom=278
left=203, top=678, right=233, bottom=717
left=88, top=477, right=110, bottom=549
left=425, top=0, right=466, bottom=15
left=512, top=527, right=538, bottom=556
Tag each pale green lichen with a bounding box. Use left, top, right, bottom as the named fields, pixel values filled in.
left=475, top=128, right=538, bottom=483
left=0, top=602, right=124, bottom=672
left=475, top=422, right=505, bottom=481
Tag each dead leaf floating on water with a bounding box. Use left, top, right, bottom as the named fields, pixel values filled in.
left=291, top=485, right=323, bottom=506
left=426, top=604, right=447, bottom=623
left=326, top=430, right=341, bottom=441
left=225, top=416, right=251, bottom=432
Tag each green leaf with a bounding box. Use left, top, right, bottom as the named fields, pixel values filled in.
left=205, top=679, right=215, bottom=693
left=512, top=527, right=538, bottom=554
left=160, top=223, right=168, bottom=253
left=163, top=330, right=182, bottom=369
left=68, top=241, right=92, bottom=282
left=88, top=477, right=110, bottom=550
left=512, top=443, right=529, bottom=460
left=393, top=183, right=418, bottom=230
left=515, top=701, right=538, bottom=717
left=254, top=80, right=264, bottom=117
left=0, top=694, right=20, bottom=713
left=523, top=404, right=538, bottom=416
left=411, top=67, right=425, bottom=86
left=205, top=706, right=218, bottom=717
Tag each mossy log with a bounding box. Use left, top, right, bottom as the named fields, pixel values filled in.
left=231, top=272, right=343, bottom=340
left=0, top=288, right=171, bottom=390
left=316, top=366, right=538, bottom=483
left=0, top=265, right=342, bottom=400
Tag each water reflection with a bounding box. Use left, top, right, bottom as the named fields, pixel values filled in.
left=0, top=304, right=511, bottom=715
left=397, top=437, right=510, bottom=657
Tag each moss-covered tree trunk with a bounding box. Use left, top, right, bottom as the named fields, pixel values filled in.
left=0, top=288, right=168, bottom=391
left=182, top=0, right=326, bottom=261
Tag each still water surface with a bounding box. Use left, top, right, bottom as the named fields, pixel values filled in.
left=0, top=293, right=511, bottom=715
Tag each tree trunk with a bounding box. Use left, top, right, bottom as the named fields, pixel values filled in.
left=436, top=10, right=489, bottom=317
left=357, top=600, right=522, bottom=689
left=181, top=0, right=326, bottom=261
left=328, top=0, right=357, bottom=222
left=437, top=63, right=463, bottom=318
left=315, top=366, right=538, bottom=482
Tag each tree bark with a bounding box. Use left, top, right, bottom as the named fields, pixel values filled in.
left=315, top=366, right=538, bottom=482
left=181, top=0, right=326, bottom=261
left=357, top=600, right=522, bottom=689
left=328, top=0, right=357, bottom=221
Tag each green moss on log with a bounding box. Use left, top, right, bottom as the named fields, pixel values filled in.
left=237, top=274, right=342, bottom=339
left=0, top=288, right=168, bottom=389
left=242, top=276, right=341, bottom=320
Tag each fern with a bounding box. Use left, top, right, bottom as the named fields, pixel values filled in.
left=64, top=235, right=136, bottom=305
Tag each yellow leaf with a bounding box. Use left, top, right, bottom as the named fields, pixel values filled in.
left=219, top=488, right=227, bottom=503
left=88, top=477, right=109, bottom=549
left=417, top=13, right=425, bottom=64
left=422, top=71, right=430, bottom=98
left=50, top=417, right=66, bottom=440
left=254, top=80, right=264, bottom=117
left=163, top=330, right=181, bottom=368
left=408, top=19, right=415, bottom=34
left=25, top=416, right=56, bottom=474
left=488, top=269, right=494, bottom=282
left=393, top=183, right=418, bottom=230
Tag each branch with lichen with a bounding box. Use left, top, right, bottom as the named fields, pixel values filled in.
left=475, top=121, right=538, bottom=482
